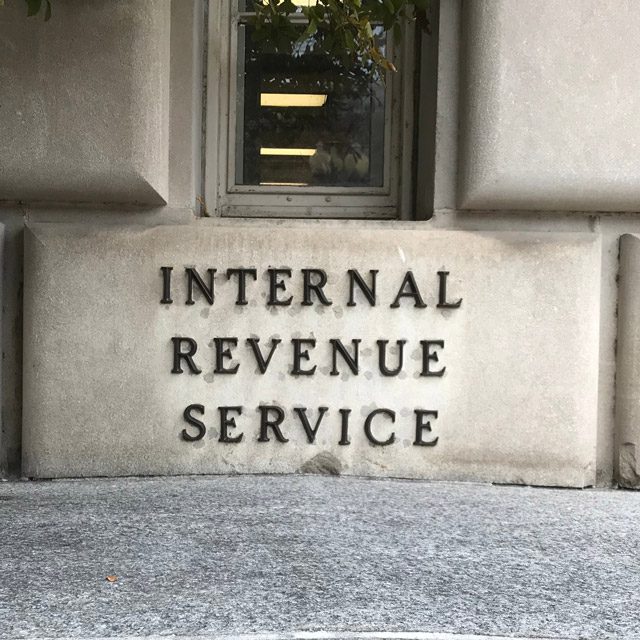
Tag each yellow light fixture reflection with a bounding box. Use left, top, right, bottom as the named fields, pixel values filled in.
left=260, top=182, right=309, bottom=186
left=260, top=93, right=327, bottom=108
left=261, top=0, right=317, bottom=5
left=260, top=148, right=315, bottom=156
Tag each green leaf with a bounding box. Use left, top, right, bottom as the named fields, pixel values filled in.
left=344, top=28, right=355, bottom=50
left=246, top=0, right=415, bottom=79
left=324, top=32, right=334, bottom=51
left=281, top=0, right=296, bottom=13
left=26, top=0, right=42, bottom=17
left=302, top=18, right=318, bottom=39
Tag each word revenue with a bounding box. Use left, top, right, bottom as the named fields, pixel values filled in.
left=181, top=404, right=439, bottom=447
left=171, top=337, right=447, bottom=378
left=160, top=267, right=463, bottom=309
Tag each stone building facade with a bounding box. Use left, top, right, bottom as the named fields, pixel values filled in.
left=1, top=0, right=638, bottom=488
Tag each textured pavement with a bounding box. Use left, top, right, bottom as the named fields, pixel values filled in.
left=1, top=475, right=640, bottom=640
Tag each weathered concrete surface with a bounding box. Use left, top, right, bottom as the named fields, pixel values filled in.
left=459, top=0, right=640, bottom=211
left=23, top=221, right=601, bottom=485
left=616, top=234, right=640, bottom=488
left=23, top=221, right=600, bottom=486
left=0, top=476, right=639, bottom=639
left=0, top=0, right=170, bottom=205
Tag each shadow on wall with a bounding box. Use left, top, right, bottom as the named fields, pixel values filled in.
left=0, top=211, right=25, bottom=478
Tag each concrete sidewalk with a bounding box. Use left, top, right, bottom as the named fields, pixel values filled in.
left=1, top=476, right=639, bottom=640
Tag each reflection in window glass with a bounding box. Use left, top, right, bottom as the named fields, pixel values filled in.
left=235, top=25, right=386, bottom=188
left=239, top=0, right=317, bottom=9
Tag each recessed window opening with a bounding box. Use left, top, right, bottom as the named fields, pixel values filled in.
left=206, top=0, right=422, bottom=219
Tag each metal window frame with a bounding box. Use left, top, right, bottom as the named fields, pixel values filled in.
left=204, top=0, right=418, bottom=220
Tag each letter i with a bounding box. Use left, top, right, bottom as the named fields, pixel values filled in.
left=161, top=266, right=173, bottom=304
left=339, top=408, right=351, bottom=445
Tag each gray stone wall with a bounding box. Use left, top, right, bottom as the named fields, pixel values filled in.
left=0, top=0, right=203, bottom=475
left=430, top=0, right=640, bottom=486
left=2, top=0, right=640, bottom=485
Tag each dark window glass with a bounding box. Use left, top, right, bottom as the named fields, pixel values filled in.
left=235, top=24, right=386, bottom=188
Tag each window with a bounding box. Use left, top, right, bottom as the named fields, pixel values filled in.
left=206, top=1, right=419, bottom=219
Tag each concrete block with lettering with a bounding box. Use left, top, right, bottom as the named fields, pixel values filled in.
left=23, top=222, right=601, bottom=485
left=0, top=0, right=169, bottom=205
left=459, top=0, right=640, bottom=211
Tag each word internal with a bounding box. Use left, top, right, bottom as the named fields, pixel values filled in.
left=160, top=267, right=462, bottom=309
